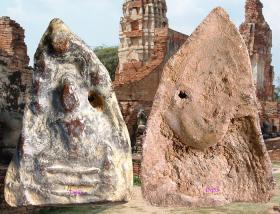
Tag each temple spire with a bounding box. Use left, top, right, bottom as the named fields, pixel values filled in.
left=240, top=0, right=274, bottom=101
left=118, top=0, right=168, bottom=72
left=245, top=0, right=265, bottom=22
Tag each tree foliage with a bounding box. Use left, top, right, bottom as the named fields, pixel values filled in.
left=94, top=46, right=118, bottom=80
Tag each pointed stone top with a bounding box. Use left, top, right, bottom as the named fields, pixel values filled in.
left=196, top=7, right=230, bottom=26
left=141, top=6, right=273, bottom=207
left=188, top=7, right=245, bottom=51
left=157, top=6, right=252, bottom=151
left=210, top=7, right=229, bottom=19
left=47, top=18, right=71, bottom=33
left=36, top=18, right=74, bottom=55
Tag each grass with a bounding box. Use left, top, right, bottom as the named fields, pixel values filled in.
left=273, top=162, right=280, bottom=168
left=133, top=176, right=141, bottom=186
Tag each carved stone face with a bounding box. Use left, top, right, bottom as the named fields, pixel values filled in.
left=163, top=69, right=234, bottom=150
left=162, top=20, right=254, bottom=150
left=5, top=19, right=132, bottom=206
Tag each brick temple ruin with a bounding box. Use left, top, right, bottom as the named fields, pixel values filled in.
left=113, top=0, right=280, bottom=176
left=113, top=0, right=188, bottom=175
left=240, top=0, right=274, bottom=101
left=240, top=0, right=280, bottom=161
left=114, top=0, right=188, bottom=135
left=0, top=17, right=32, bottom=164
left=0, top=17, right=38, bottom=213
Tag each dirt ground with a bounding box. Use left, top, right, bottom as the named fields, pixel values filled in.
left=39, top=163, right=280, bottom=214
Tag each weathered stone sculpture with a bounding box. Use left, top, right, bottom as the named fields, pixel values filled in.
left=142, top=8, right=274, bottom=207
left=4, top=19, right=132, bottom=206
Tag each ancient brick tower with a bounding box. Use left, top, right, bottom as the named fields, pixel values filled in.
left=0, top=16, right=39, bottom=213
left=0, top=17, right=30, bottom=71
left=118, top=0, right=168, bottom=73
left=114, top=0, right=187, bottom=138
left=0, top=17, right=32, bottom=164
left=114, top=0, right=188, bottom=175
left=240, top=0, right=274, bottom=101
left=114, top=1, right=188, bottom=177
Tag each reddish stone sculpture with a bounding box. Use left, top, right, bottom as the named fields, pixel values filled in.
left=142, top=8, right=274, bottom=207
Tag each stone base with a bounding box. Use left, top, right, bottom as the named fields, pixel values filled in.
left=0, top=164, right=41, bottom=214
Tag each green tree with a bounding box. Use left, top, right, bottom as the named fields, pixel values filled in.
left=94, top=46, right=118, bottom=80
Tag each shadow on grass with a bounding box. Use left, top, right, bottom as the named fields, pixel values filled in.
left=38, top=202, right=127, bottom=214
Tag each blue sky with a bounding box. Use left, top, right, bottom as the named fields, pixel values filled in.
left=0, top=0, right=279, bottom=84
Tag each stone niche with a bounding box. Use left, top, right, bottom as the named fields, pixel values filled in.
left=141, top=7, right=274, bottom=207
left=5, top=19, right=132, bottom=207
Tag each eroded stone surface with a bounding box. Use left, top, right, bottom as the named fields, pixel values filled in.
left=141, top=8, right=274, bottom=207
left=4, top=19, right=132, bottom=206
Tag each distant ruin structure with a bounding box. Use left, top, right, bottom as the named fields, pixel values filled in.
left=0, top=17, right=32, bottom=164
left=0, top=16, right=35, bottom=213
left=114, top=0, right=188, bottom=138
left=118, top=0, right=168, bottom=70
left=0, top=17, right=30, bottom=70
left=240, top=0, right=274, bottom=101
left=239, top=0, right=280, bottom=135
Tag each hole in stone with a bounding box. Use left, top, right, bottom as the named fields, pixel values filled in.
left=178, top=91, right=189, bottom=99
left=88, top=91, right=104, bottom=111
left=222, top=77, right=229, bottom=83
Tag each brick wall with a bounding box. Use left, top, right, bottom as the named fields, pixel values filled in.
left=132, top=158, right=142, bottom=178
left=0, top=16, right=29, bottom=70
left=239, top=0, right=274, bottom=101
left=260, top=101, right=280, bottom=132
left=114, top=27, right=188, bottom=180
left=0, top=16, right=32, bottom=164
left=114, top=28, right=188, bottom=137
